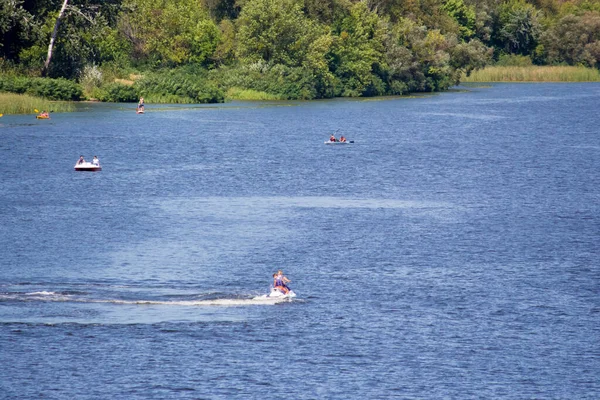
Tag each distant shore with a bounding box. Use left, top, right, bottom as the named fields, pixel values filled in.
left=462, top=66, right=600, bottom=82
left=3, top=66, right=600, bottom=115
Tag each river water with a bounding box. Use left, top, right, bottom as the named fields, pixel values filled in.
left=1, top=83, right=599, bottom=399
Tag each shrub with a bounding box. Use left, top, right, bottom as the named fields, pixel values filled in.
left=96, top=83, right=138, bottom=102
left=0, top=76, right=82, bottom=100
left=27, top=78, right=83, bottom=101
left=212, top=64, right=326, bottom=100
left=135, top=69, right=225, bottom=103
left=79, top=65, right=103, bottom=97
left=496, top=54, right=533, bottom=66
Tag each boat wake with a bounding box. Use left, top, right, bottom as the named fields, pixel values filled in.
left=0, top=290, right=294, bottom=306
left=91, top=297, right=291, bottom=306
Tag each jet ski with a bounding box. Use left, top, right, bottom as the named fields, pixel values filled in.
left=253, top=287, right=296, bottom=300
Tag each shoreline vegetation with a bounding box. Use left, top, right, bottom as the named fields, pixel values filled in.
left=0, top=92, right=75, bottom=115
left=2, top=71, right=600, bottom=115
left=462, top=66, right=600, bottom=82
left=2, top=0, right=600, bottom=114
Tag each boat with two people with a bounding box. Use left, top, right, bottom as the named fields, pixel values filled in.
left=74, top=155, right=102, bottom=171
left=325, top=134, right=353, bottom=144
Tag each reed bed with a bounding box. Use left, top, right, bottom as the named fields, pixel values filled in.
left=225, top=87, right=284, bottom=101
left=0, top=92, right=75, bottom=114
left=462, top=66, right=600, bottom=82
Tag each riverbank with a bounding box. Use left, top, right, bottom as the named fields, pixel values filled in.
left=462, top=66, right=600, bottom=82
left=0, top=88, right=279, bottom=115
left=0, top=92, right=75, bottom=115
left=4, top=66, right=600, bottom=115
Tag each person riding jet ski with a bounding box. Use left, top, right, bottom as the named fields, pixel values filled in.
left=273, top=270, right=291, bottom=294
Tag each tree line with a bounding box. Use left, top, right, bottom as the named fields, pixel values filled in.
left=1, top=0, right=599, bottom=102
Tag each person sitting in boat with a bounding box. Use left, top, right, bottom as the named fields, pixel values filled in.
left=329, top=134, right=337, bottom=142
left=92, top=156, right=99, bottom=166
left=41, top=111, right=49, bottom=117
left=77, top=155, right=85, bottom=164
left=339, top=135, right=346, bottom=142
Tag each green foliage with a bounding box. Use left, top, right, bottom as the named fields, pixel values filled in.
left=211, top=63, right=323, bottom=100
left=302, top=0, right=336, bottom=23
left=17, top=44, right=46, bottom=74
left=495, top=53, right=533, bottom=66
left=2, top=0, right=598, bottom=103
left=235, top=0, right=319, bottom=66
left=0, top=92, right=75, bottom=115
left=119, top=0, right=220, bottom=66
left=451, top=39, right=493, bottom=76
left=330, top=2, right=387, bottom=96
left=462, top=65, right=600, bottom=81
left=213, top=19, right=236, bottom=65
left=97, top=28, right=132, bottom=65
left=203, top=0, right=240, bottom=21
left=40, top=2, right=125, bottom=79
left=387, top=18, right=465, bottom=92
left=96, top=82, right=138, bottom=102
left=302, top=33, right=337, bottom=98
left=495, top=0, right=542, bottom=56
left=135, top=69, right=225, bottom=103
left=443, top=0, right=477, bottom=39
left=539, top=11, right=600, bottom=67
left=0, top=76, right=83, bottom=100
left=0, top=0, right=41, bottom=60
left=226, top=87, right=284, bottom=100
left=79, top=65, right=104, bottom=97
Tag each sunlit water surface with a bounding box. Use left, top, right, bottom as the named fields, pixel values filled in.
left=1, top=84, right=599, bottom=399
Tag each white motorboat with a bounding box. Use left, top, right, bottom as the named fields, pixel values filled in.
left=74, top=161, right=101, bottom=171
left=324, top=140, right=353, bottom=144
left=253, top=287, right=296, bottom=300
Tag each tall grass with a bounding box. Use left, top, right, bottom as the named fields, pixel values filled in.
left=462, top=66, right=600, bottom=82
left=142, top=94, right=198, bottom=104
left=135, top=70, right=224, bottom=103
left=0, top=92, right=75, bottom=114
left=225, top=87, right=285, bottom=101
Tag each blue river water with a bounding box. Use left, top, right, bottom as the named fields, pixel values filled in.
left=1, top=83, right=599, bottom=399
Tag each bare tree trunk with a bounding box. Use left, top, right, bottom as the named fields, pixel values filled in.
left=43, top=0, right=69, bottom=76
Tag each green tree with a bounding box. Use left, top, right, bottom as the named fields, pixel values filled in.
left=31, top=0, right=122, bottom=78
left=539, top=11, right=600, bottom=67
left=386, top=17, right=464, bottom=92
left=303, top=33, right=336, bottom=97
left=119, top=0, right=219, bottom=66
left=330, top=1, right=387, bottom=96
left=495, top=0, right=542, bottom=56
left=450, top=38, right=492, bottom=77
left=202, top=0, right=240, bottom=20
left=302, top=0, right=336, bottom=23
left=442, top=0, right=476, bottom=40
left=0, top=0, right=40, bottom=61
left=213, top=19, right=236, bottom=65
left=235, top=0, right=318, bottom=66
